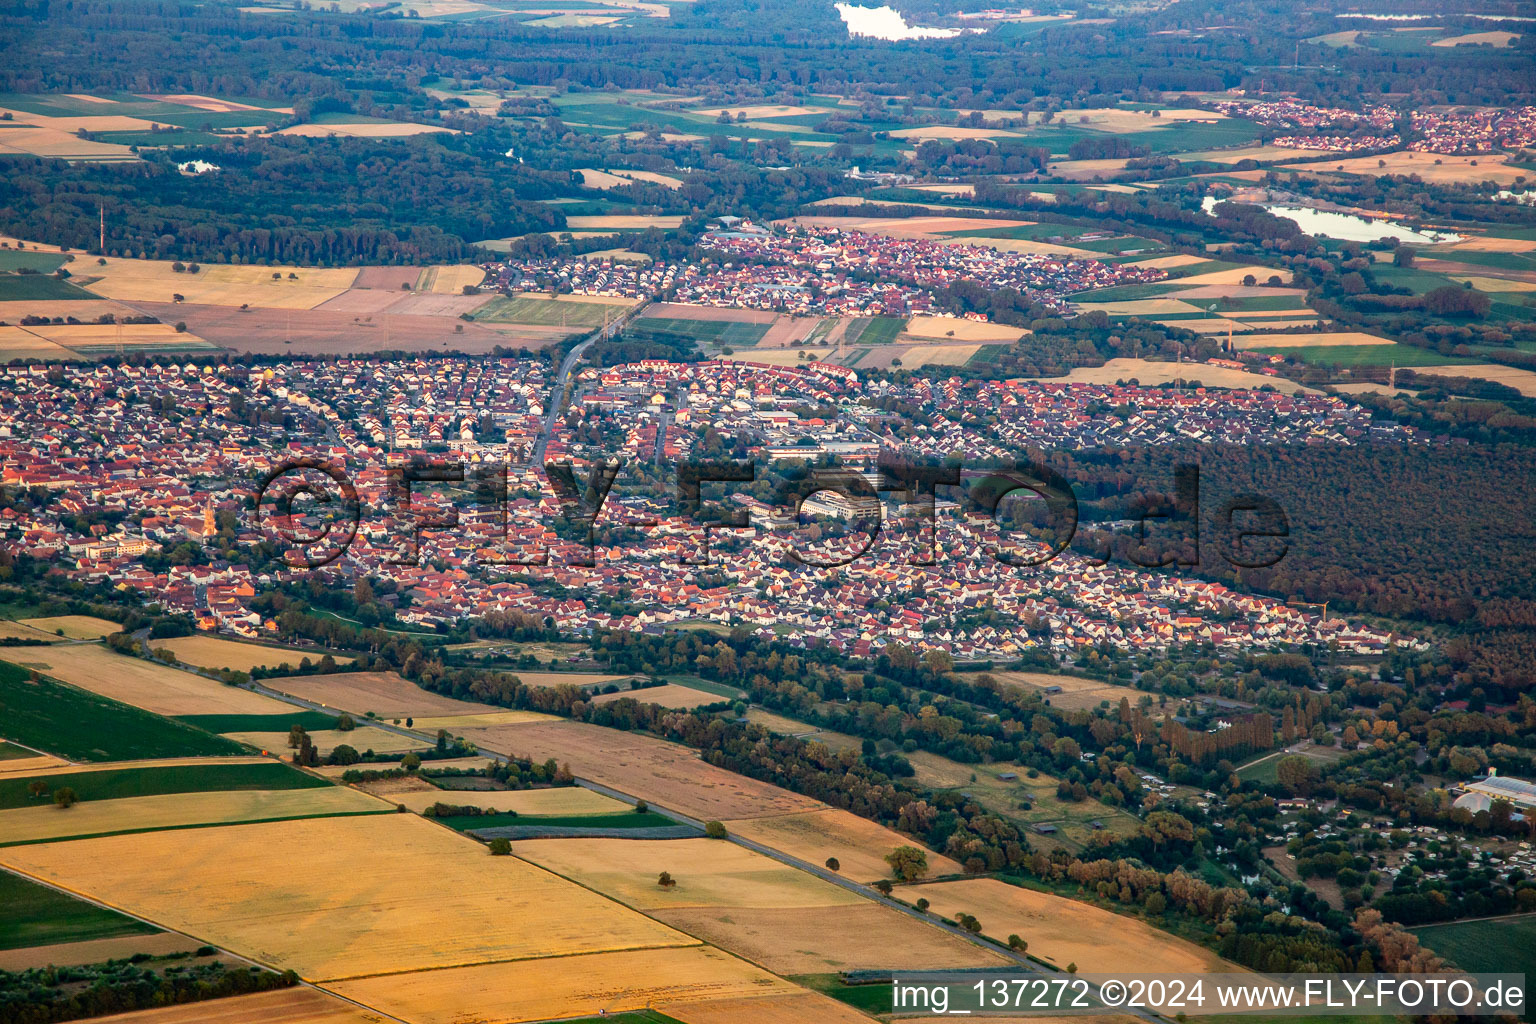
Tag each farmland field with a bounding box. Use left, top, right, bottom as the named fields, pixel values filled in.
left=0, top=870, right=158, bottom=951
left=75, top=987, right=393, bottom=1024
left=474, top=295, right=632, bottom=328
left=0, top=760, right=328, bottom=809
left=5, top=645, right=298, bottom=717
left=629, top=315, right=773, bottom=347
left=723, top=807, right=964, bottom=882
left=159, top=636, right=353, bottom=673
left=516, top=837, right=864, bottom=910
left=0, top=786, right=388, bottom=845
left=329, top=945, right=803, bottom=1024
left=671, top=991, right=880, bottom=1024
left=221, top=724, right=426, bottom=757
left=652, top=903, right=1012, bottom=974
left=392, top=786, right=631, bottom=815
left=261, top=670, right=500, bottom=719
left=593, top=683, right=724, bottom=709
left=1410, top=914, right=1536, bottom=982
left=0, top=662, right=248, bottom=762
left=0, top=933, right=201, bottom=973
left=454, top=720, right=824, bottom=820
left=77, top=257, right=357, bottom=309
left=16, top=615, right=120, bottom=639
left=0, top=814, right=696, bottom=980
left=901, top=878, right=1234, bottom=974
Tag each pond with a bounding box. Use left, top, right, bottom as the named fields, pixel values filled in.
left=834, top=3, right=963, bottom=40
left=1203, top=197, right=1462, bottom=245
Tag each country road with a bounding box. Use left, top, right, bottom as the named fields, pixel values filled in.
left=529, top=299, right=649, bottom=466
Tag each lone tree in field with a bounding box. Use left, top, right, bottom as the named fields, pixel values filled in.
left=703, top=821, right=728, bottom=839
left=1008, top=934, right=1027, bottom=952
left=53, top=787, right=78, bottom=809
left=401, top=752, right=421, bottom=771
left=335, top=714, right=355, bottom=732
left=873, top=879, right=893, bottom=895
left=634, top=800, right=648, bottom=814
left=825, top=857, right=840, bottom=872
left=658, top=871, right=676, bottom=888
left=957, top=912, right=982, bottom=934
left=488, top=838, right=512, bottom=856
left=885, top=845, right=929, bottom=882
left=27, top=781, right=48, bottom=801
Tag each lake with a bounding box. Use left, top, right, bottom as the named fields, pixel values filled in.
left=835, top=3, right=963, bottom=40
left=1203, top=197, right=1462, bottom=244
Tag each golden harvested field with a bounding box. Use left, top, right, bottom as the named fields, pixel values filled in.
left=788, top=214, right=1032, bottom=239
left=987, top=669, right=1133, bottom=710
left=904, top=316, right=1023, bottom=342
left=889, top=125, right=1024, bottom=141
left=901, top=878, right=1234, bottom=974
left=0, top=787, right=387, bottom=845
left=724, top=807, right=963, bottom=881
left=392, top=786, right=631, bottom=815
left=692, top=104, right=838, bottom=119
left=566, top=214, right=686, bottom=230
left=0, top=124, right=136, bottom=160
left=654, top=903, right=1011, bottom=975
left=1454, top=275, right=1536, bottom=292
left=1184, top=143, right=1339, bottom=163
left=574, top=168, right=633, bottom=189
left=0, top=755, right=69, bottom=775
left=0, top=328, right=86, bottom=361
left=159, top=636, right=351, bottom=673
left=311, top=755, right=495, bottom=780
left=1231, top=330, right=1393, bottom=350
left=0, top=934, right=201, bottom=973
left=718, top=348, right=822, bottom=368
left=1432, top=30, right=1519, bottom=46
left=1406, top=363, right=1536, bottom=398
left=0, top=815, right=693, bottom=981
left=908, top=183, right=976, bottom=196
left=419, top=264, right=484, bottom=294
left=276, top=122, right=454, bottom=138
left=408, top=710, right=558, bottom=730
left=593, top=683, right=722, bottom=709
left=80, top=258, right=357, bottom=309
left=0, top=619, right=60, bottom=642
left=1023, top=358, right=1314, bottom=393
left=574, top=167, right=684, bottom=189
left=526, top=12, right=621, bottom=25
left=8, top=645, right=297, bottom=716
left=82, top=987, right=387, bottom=1024
left=465, top=720, right=824, bottom=819
left=892, top=343, right=981, bottom=367
left=16, top=323, right=214, bottom=352
left=330, top=945, right=799, bottom=1024
left=1044, top=107, right=1227, bottom=133
left=1046, top=157, right=1131, bottom=179
left=16, top=615, right=120, bottom=640
left=222, top=725, right=425, bottom=756
left=261, top=670, right=500, bottom=719
left=1449, top=235, right=1536, bottom=253
left=1124, top=253, right=1209, bottom=270
left=1282, top=152, right=1527, bottom=186
left=673, top=991, right=879, bottom=1024
left=511, top=670, right=634, bottom=688
left=1175, top=266, right=1295, bottom=286
left=519, top=836, right=862, bottom=910
left=1078, top=298, right=1206, bottom=316
left=143, top=94, right=294, bottom=114
left=744, top=710, right=861, bottom=751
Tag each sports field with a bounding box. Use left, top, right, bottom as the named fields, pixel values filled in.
left=6, top=645, right=297, bottom=717
left=159, top=636, right=354, bottom=673
left=0, top=814, right=696, bottom=980
left=901, top=878, right=1234, bottom=974
left=0, top=662, right=247, bottom=762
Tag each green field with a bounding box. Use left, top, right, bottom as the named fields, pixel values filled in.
left=846, top=316, right=906, bottom=346
left=1247, top=343, right=1476, bottom=367
left=0, top=761, right=329, bottom=810
left=629, top=316, right=769, bottom=346
left=0, top=662, right=247, bottom=762
left=0, top=251, right=67, bottom=273
left=1410, top=914, right=1536, bottom=983
left=97, top=128, right=221, bottom=147
left=0, top=275, right=93, bottom=301
left=0, top=871, right=160, bottom=951
left=790, top=973, right=893, bottom=1015
left=175, top=711, right=340, bottom=734
left=472, top=295, right=620, bottom=328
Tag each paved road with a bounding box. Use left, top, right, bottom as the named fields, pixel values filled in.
left=530, top=301, right=648, bottom=466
